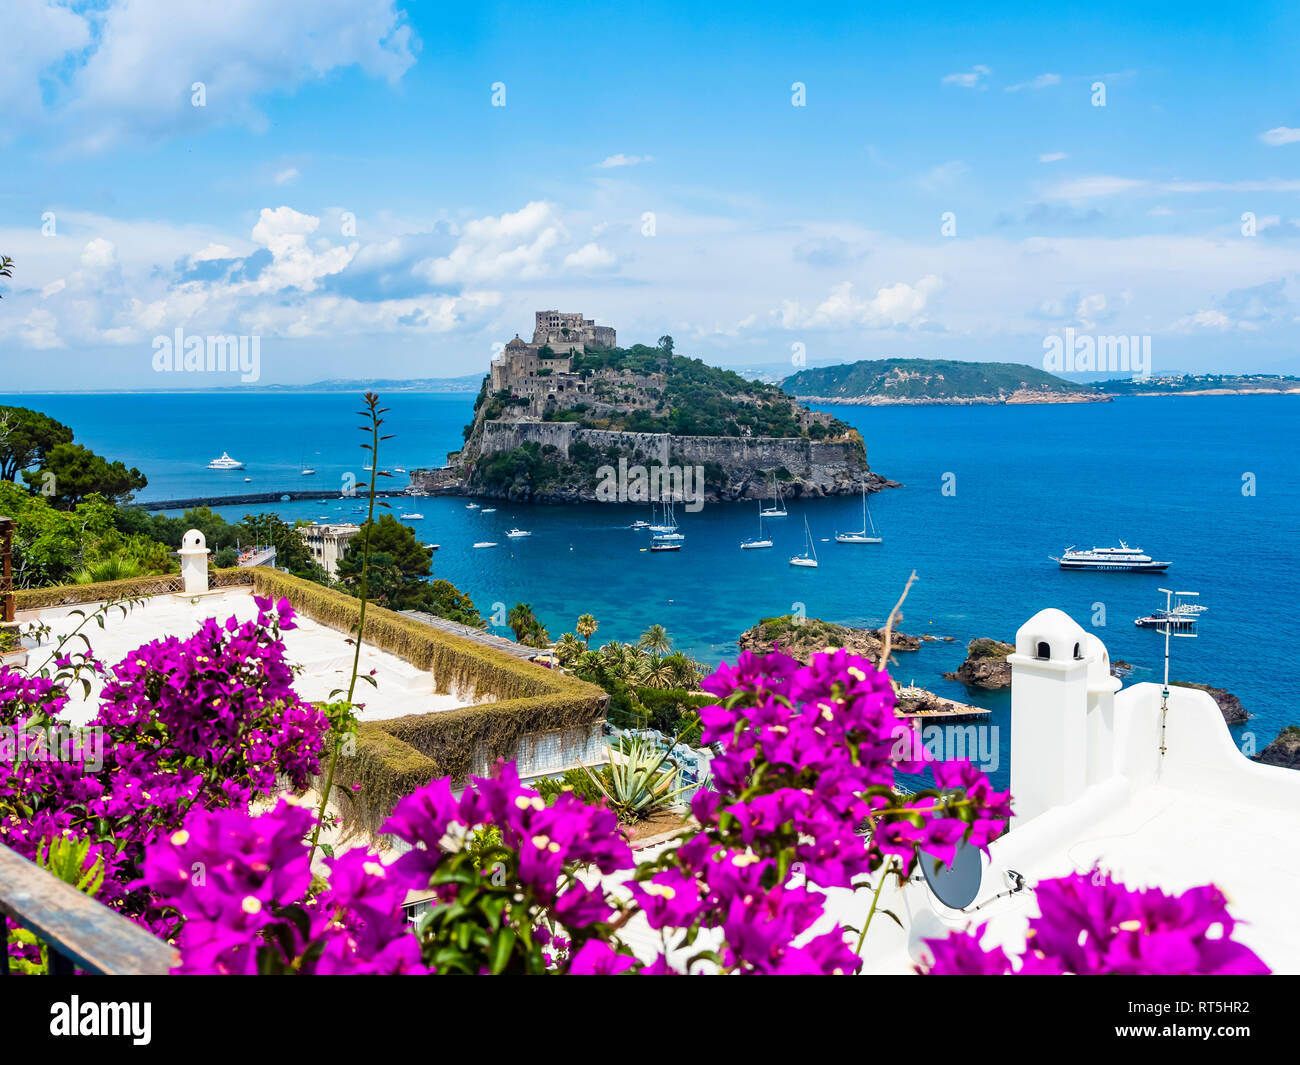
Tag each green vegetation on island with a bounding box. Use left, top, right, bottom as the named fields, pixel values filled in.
left=783, top=358, right=1103, bottom=403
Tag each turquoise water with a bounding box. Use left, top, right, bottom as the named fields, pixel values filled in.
left=6, top=390, right=1297, bottom=782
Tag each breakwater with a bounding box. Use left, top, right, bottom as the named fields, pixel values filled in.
left=135, top=489, right=410, bottom=512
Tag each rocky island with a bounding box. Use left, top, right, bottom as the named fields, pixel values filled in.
left=783, top=358, right=1110, bottom=406
left=409, top=312, right=895, bottom=503
left=944, top=638, right=1015, bottom=689
left=738, top=614, right=920, bottom=666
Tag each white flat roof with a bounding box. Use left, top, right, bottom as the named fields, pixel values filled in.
left=21, top=588, right=471, bottom=726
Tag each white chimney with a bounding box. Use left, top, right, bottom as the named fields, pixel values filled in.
left=1007, top=608, right=1091, bottom=825
left=177, top=529, right=210, bottom=594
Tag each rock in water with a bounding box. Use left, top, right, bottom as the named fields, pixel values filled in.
left=1255, top=726, right=1300, bottom=770
left=1171, top=682, right=1248, bottom=725
left=943, top=638, right=1015, bottom=690
left=738, top=615, right=920, bottom=666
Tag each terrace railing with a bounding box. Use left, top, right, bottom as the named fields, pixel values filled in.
left=0, top=843, right=178, bottom=975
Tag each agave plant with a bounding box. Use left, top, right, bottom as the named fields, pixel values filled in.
left=581, top=734, right=693, bottom=824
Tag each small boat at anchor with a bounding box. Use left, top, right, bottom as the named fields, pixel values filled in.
left=836, top=485, right=882, bottom=543
left=790, top=517, right=819, bottom=568
left=741, top=500, right=773, bottom=550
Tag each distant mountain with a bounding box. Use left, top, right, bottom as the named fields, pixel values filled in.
left=260, top=374, right=484, bottom=393
left=783, top=358, right=1108, bottom=405
left=1096, top=373, right=1300, bottom=396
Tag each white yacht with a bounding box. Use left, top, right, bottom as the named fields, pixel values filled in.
left=790, top=517, right=819, bottom=568
left=836, top=486, right=882, bottom=544
left=651, top=499, right=685, bottom=541
left=466, top=502, right=480, bottom=510
left=398, top=511, right=424, bottom=520
left=474, top=541, right=498, bottom=549
left=481, top=508, right=497, bottom=514
left=207, top=452, right=244, bottom=470
left=1052, top=541, right=1170, bottom=572
left=506, top=528, right=531, bottom=538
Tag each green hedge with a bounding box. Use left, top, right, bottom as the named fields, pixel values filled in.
left=249, top=568, right=609, bottom=838
left=14, top=568, right=252, bottom=609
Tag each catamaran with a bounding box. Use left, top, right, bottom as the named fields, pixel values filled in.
left=836, top=485, right=882, bottom=544
left=760, top=474, right=787, bottom=518
left=207, top=451, right=244, bottom=470
left=790, top=517, right=819, bottom=568
left=741, top=500, right=773, bottom=550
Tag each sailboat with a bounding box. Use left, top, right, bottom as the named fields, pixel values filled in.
left=299, top=450, right=316, bottom=476
left=836, top=485, right=882, bottom=543
left=647, top=500, right=674, bottom=534
left=760, top=474, right=787, bottom=518
left=741, top=499, right=773, bottom=549
left=790, top=517, right=819, bottom=568
left=652, top=498, right=685, bottom=541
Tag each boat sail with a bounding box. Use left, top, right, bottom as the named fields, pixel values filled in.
left=789, top=516, right=819, bottom=568
left=836, top=485, right=882, bottom=543
left=647, top=499, right=674, bottom=534
left=760, top=473, right=787, bottom=518
left=652, top=498, right=684, bottom=542
left=741, top=499, right=773, bottom=550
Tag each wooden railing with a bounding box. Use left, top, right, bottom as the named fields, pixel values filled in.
left=0, top=844, right=177, bottom=975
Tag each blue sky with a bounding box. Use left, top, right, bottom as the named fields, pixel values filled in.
left=2, top=0, right=1298, bottom=388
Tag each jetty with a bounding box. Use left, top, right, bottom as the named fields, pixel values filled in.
left=895, top=685, right=990, bottom=720
left=135, top=488, right=411, bottom=512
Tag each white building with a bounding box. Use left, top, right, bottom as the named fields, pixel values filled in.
left=297, top=522, right=360, bottom=576
left=831, top=608, right=1300, bottom=974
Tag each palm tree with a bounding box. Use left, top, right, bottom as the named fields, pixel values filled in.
left=643, top=655, right=675, bottom=690
left=574, top=650, right=605, bottom=681
left=664, top=652, right=702, bottom=690
left=638, top=624, right=673, bottom=655
left=576, top=613, right=599, bottom=649
left=507, top=603, right=549, bottom=646
left=555, top=632, right=584, bottom=666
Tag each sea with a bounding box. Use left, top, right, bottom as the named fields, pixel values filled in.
left=5, top=389, right=1297, bottom=787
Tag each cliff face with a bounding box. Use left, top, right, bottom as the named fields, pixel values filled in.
left=737, top=616, right=920, bottom=666
left=415, top=418, right=897, bottom=503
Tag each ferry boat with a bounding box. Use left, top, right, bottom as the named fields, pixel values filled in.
left=790, top=517, right=819, bottom=568
left=836, top=486, right=882, bottom=544
left=398, top=512, right=424, bottom=520
left=506, top=528, right=531, bottom=538
left=1051, top=541, right=1170, bottom=572
left=207, top=452, right=244, bottom=470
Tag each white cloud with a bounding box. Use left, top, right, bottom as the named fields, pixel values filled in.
left=1038, top=152, right=1068, bottom=163
left=18, top=0, right=417, bottom=151
left=274, top=167, right=301, bottom=185
left=80, top=238, right=117, bottom=269
left=190, top=243, right=235, bottom=264
left=1045, top=175, right=1300, bottom=200
left=597, top=154, right=653, bottom=168
left=1175, top=309, right=1232, bottom=330
left=1006, top=73, right=1060, bottom=92
left=941, top=65, right=991, bottom=89
left=246, top=206, right=355, bottom=293
left=780, top=277, right=944, bottom=330
left=0, top=0, right=91, bottom=132
left=40, top=279, right=66, bottom=298
left=563, top=242, right=616, bottom=271
left=1261, top=127, right=1300, bottom=147
left=417, top=204, right=619, bottom=282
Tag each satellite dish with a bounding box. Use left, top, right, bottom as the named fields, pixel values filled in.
left=918, top=839, right=982, bottom=909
